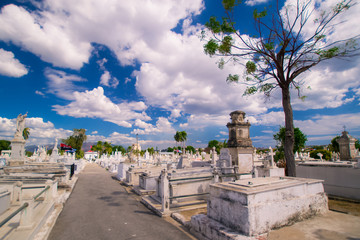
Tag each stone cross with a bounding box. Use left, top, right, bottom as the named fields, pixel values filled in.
left=212, top=147, right=217, bottom=165
left=269, top=147, right=275, bottom=167
left=317, top=153, right=323, bottom=161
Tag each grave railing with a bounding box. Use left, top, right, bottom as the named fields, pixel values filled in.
left=0, top=180, right=54, bottom=229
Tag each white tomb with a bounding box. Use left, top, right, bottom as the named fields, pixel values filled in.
left=191, top=176, right=328, bottom=238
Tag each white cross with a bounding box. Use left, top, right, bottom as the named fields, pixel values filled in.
left=269, top=147, right=275, bottom=167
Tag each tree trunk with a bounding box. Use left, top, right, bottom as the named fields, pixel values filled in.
left=282, top=86, right=296, bottom=177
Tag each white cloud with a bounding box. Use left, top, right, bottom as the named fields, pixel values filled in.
left=245, top=0, right=269, bottom=6
left=0, top=4, right=91, bottom=69
left=100, top=71, right=119, bottom=88
left=0, top=48, right=28, bottom=77
left=45, top=68, right=87, bottom=100
left=132, top=117, right=175, bottom=135
left=219, top=131, right=228, bottom=135
left=0, top=117, right=16, bottom=138
left=0, top=116, right=72, bottom=145
left=180, top=114, right=229, bottom=130
left=35, top=90, right=45, bottom=96
left=91, top=131, right=98, bottom=134
left=53, top=87, right=150, bottom=128
left=295, top=113, right=360, bottom=136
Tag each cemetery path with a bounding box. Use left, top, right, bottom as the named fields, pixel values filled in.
left=48, top=163, right=193, bottom=240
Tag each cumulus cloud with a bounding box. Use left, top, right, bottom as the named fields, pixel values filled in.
left=132, top=117, right=175, bottom=135
left=35, top=90, right=45, bottom=96
left=0, top=0, right=358, bottom=135
left=100, top=71, right=119, bottom=88
left=295, top=113, right=360, bottom=136
left=53, top=87, right=150, bottom=128
left=0, top=116, right=72, bottom=145
left=245, top=0, right=270, bottom=6
left=45, top=68, right=87, bottom=100
left=0, top=48, right=28, bottom=77
left=0, top=4, right=91, bottom=69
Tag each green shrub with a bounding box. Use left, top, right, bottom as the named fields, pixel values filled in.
left=310, top=149, right=331, bottom=160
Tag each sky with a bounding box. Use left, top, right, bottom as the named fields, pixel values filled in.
left=0, top=0, right=359, bottom=150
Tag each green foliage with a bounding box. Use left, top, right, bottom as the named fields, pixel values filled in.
left=23, top=127, right=30, bottom=140
left=329, top=136, right=340, bottom=152
left=226, top=74, right=239, bottom=83
left=243, top=86, right=258, bottom=95
left=264, top=42, right=274, bottom=51
left=311, top=145, right=324, bottom=150
left=253, top=9, right=267, bottom=19
left=0, top=140, right=11, bottom=153
left=113, top=145, right=126, bottom=154
left=92, top=141, right=114, bottom=156
left=274, top=150, right=284, bottom=162
left=222, top=0, right=241, bottom=11
left=174, top=131, right=187, bottom=150
left=333, top=0, right=351, bottom=13
left=207, top=139, right=227, bottom=154
left=260, top=83, right=274, bottom=95
left=167, top=147, right=174, bottom=152
left=76, top=150, right=84, bottom=159
left=47, top=149, right=52, bottom=155
left=274, top=127, right=307, bottom=153
left=186, top=145, right=196, bottom=153
left=356, top=140, right=360, bottom=150
left=204, top=39, right=219, bottom=56
left=219, top=36, right=233, bottom=54
left=310, top=149, right=331, bottom=160
left=25, top=151, right=33, bottom=157
left=246, top=61, right=256, bottom=74
left=205, top=16, right=221, bottom=34
left=316, top=47, right=339, bottom=59
left=147, top=147, right=155, bottom=155
left=63, top=129, right=87, bottom=159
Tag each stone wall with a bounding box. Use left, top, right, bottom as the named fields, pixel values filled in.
left=297, top=163, right=360, bottom=200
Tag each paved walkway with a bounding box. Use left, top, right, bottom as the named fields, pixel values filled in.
left=48, top=163, right=192, bottom=240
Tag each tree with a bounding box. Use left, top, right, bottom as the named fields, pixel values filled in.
left=274, top=126, right=307, bottom=153
left=174, top=131, right=187, bottom=151
left=147, top=147, right=155, bottom=155
left=208, top=139, right=228, bottom=154
left=23, top=127, right=30, bottom=140
left=310, top=149, right=331, bottom=160
left=113, top=145, right=126, bottom=154
left=186, top=145, right=196, bottom=154
left=329, top=136, right=340, bottom=152
left=356, top=140, right=360, bottom=150
left=62, top=128, right=87, bottom=159
left=0, top=140, right=11, bottom=153
left=203, top=0, right=358, bottom=176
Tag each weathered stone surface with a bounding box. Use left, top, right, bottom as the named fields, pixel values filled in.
left=206, top=177, right=328, bottom=236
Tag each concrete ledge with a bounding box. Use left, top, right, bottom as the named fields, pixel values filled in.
left=190, top=214, right=264, bottom=240
left=141, top=196, right=164, bottom=217
left=133, top=186, right=156, bottom=196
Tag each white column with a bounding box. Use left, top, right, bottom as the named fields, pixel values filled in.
left=160, top=169, right=170, bottom=214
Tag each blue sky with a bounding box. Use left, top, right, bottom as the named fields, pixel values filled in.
left=0, top=0, right=359, bottom=149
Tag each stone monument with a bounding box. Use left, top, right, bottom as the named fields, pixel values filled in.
left=337, top=130, right=357, bottom=161
left=226, top=110, right=254, bottom=172
left=9, top=113, right=27, bottom=166
left=49, top=138, right=59, bottom=162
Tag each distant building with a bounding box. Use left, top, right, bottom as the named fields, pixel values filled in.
left=84, top=151, right=98, bottom=160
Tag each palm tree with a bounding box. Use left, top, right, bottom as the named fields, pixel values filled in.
left=22, top=127, right=30, bottom=140
left=174, top=131, right=187, bottom=154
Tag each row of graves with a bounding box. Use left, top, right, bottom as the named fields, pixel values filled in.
left=0, top=114, right=87, bottom=239
left=297, top=129, right=360, bottom=201
left=97, top=110, right=358, bottom=239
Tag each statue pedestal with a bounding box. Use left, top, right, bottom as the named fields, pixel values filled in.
left=8, top=138, right=26, bottom=166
